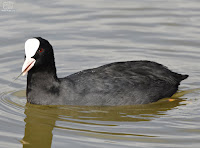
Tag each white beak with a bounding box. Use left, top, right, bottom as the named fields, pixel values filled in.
left=22, top=58, right=36, bottom=76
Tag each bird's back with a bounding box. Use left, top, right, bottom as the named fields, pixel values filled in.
left=59, top=61, right=188, bottom=106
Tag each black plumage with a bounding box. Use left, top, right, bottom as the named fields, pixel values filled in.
left=25, top=37, right=188, bottom=106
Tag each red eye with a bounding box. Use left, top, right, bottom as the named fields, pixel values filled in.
left=39, top=48, right=43, bottom=53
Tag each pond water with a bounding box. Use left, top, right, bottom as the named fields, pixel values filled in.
left=0, top=0, right=200, bottom=147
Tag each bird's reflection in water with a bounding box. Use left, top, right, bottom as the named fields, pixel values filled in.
left=21, top=96, right=184, bottom=148
left=22, top=104, right=57, bottom=148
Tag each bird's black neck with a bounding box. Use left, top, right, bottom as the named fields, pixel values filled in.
left=26, top=63, right=60, bottom=103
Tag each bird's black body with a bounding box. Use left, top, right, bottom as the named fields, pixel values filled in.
left=25, top=37, right=188, bottom=106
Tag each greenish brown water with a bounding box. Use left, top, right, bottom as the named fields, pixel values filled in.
left=0, top=0, right=200, bottom=148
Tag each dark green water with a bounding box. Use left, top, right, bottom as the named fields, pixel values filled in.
left=0, top=0, right=200, bottom=147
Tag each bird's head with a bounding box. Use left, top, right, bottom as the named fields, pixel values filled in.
left=22, top=37, right=55, bottom=76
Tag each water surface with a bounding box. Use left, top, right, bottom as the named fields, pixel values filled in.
left=0, top=0, right=200, bottom=148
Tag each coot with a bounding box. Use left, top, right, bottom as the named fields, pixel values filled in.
left=22, top=37, right=188, bottom=106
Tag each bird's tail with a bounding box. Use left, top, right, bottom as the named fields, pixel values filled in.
left=180, top=74, right=189, bottom=81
